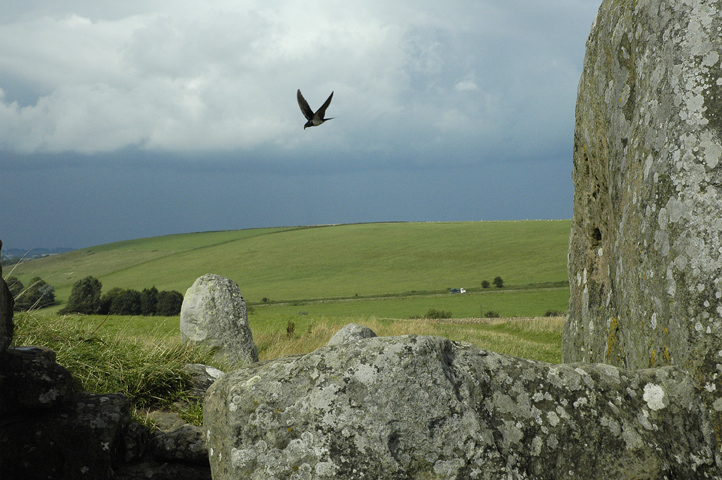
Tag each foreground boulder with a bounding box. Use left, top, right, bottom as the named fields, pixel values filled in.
left=1, top=390, right=130, bottom=479
left=180, top=274, right=258, bottom=366
left=0, top=346, right=75, bottom=415
left=564, top=0, right=722, bottom=441
left=205, top=334, right=719, bottom=479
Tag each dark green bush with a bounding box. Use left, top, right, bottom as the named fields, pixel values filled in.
left=60, top=276, right=102, bottom=314
left=425, top=308, right=452, bottom=319
left=7, top=276, right=55, bottom=311
left=155, top=290, right=184, bottom=316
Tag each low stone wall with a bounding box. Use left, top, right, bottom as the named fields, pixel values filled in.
left=0, top=344, right=215, bottom=479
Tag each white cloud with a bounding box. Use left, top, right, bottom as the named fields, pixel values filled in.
left=455, top=80, right=479, bottom=92
left=0, top=1, right=599, bottom=157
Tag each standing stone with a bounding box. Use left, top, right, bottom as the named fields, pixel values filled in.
left=205, top=335, right=719, bottom=479
left=0, top=239, right=14, bottom=354
left=563, top=0, right=722, bottom=443
left=180, top=274, right=258, bottom=367
left=327, top=323, right=377, bottom=346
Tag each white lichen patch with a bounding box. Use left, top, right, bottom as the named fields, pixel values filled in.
left=39, top=388, right=60, bottom=404
left=352, top=364, right=378, bottom=385
left=531, top=436, right=543, bottom=456
left=546, top=411, right=560, bottom=427
left=642, top=383, right=665, bottom=411
left=621, top=421, right=644, bottom=450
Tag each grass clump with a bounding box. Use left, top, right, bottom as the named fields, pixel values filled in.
left=11, top=312, right=224, bottom=424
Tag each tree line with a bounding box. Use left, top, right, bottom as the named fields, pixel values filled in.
left=53, top=276, right=183, bottom=316
left=6, top=276, right=55, bottom=311
left=5, top=275, right=183, bottom=316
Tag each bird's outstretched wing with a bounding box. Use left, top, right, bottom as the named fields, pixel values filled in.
left=316, top=91, right=334, bottom=119
left=297, top=89, right=314, bottom=121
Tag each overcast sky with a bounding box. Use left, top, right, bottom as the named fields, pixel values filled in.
left=0, top=0, right=600, bottom=250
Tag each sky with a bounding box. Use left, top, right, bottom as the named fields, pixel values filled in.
left=0, top=0, right=601, bottom=250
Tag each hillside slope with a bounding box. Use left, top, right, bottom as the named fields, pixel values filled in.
left=7, top=221, right=571, bottom=305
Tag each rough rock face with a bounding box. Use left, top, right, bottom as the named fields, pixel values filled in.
left=180, top=274, right=258, bottom=366
left=326, top=322, right=377, bottom=346
left=1, top=341, right=218, bottom=478
left=205, top=334, right=719, bottom=479
left=1, top=390, right=131, bottom=479
left=0, top=346, right=76, bottom=415
left=0, top=240, right=14, bottom=354
left=563, top=0, right=722, bottom=441
left=184, top=363, right=225, bottom=399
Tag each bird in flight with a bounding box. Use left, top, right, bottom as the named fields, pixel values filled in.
left=297, top=89, right=334, bottom=129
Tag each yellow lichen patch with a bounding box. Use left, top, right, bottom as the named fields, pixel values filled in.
left=650, top=349, right=656, bottom=367
left=663, top=346, right=671, bottom=364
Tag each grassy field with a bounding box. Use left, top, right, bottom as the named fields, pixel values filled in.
left=7, top=219, right=570, bottom=425
left=12, top=311, right=565, bottom=368
left=7, top=220, right=571, bottom=318
left=254, top=286, right=569, bottom=319
left=11, top=310, right=564, bottom=425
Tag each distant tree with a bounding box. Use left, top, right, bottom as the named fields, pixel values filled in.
left=19, top=277, right=55, bottom=310
left=481, top=280, right=490, bottom=289
left=493, top=276, right=504, bottom=288
left=484, top=310, right=500, bottom=318
left=98, top=287, right=125, bottom=315
left=109, top=289, right=142, bottom=315
left=6, top=277, right=24, bottom=309
left=424, top=308, right=452, bottom=319
left=141, top=286, right=159, bottom=316
left=156, top=290, right=184, bottom=316
left=60, top=276, right=103, bottom=314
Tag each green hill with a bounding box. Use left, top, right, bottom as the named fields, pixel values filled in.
left=6, top=220, right=571, bottom=316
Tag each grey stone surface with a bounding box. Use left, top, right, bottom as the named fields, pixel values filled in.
left=151, top=424, right=209, bottom=464
left=0, top=239, right=14, bottom=355
left=183, top=363, right=225, bottom=399
left=180, top=274, right=258, bottom=367
left=563, top=0, right=722, bottom=444
left=0, top=391, right=130, bottom=479
left=148, top=410, right=188, bottom=432
left=116, top=460, right=212, bottom=480
left=0, top=345, right=76, bottom=415
left=205, top=335, right=719, bottom=479
left=326, top=323, right=377, bottom=346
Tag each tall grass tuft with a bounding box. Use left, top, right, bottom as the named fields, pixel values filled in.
left=11, top=312, right=226, bottom=422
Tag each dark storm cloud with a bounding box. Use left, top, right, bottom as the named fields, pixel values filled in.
left=0, top=0, right=600, bottom=248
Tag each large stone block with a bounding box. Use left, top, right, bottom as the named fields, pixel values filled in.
left=564, top=0, right=722, bottom=441
left=0, top=346, right=76, bottom=415
left=204, top=335, right=719, bottom=479
left=180, top=274, right=258, bottom=367
left=0, top=392, right=130, bottom=479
